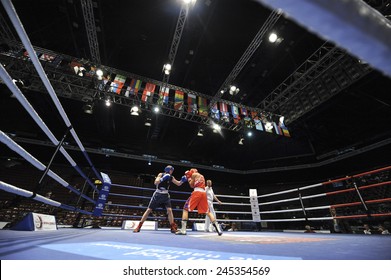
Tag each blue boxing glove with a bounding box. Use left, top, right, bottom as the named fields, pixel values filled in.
left=160, top=173, right=171, bottom=182
left=180, top=175, right=187, bottom=183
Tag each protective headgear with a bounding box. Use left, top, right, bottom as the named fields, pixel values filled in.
left=164, top=165, right=174, bottom=173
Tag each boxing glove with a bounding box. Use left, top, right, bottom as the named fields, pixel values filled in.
left=160, top=173, right=171, bottom=182
left=180, top=175, right=187, bottom=183
left=185, top=170, right=193, bottom=179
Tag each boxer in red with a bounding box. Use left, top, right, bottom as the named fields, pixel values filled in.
left=176, top=168, right=222, bottom=235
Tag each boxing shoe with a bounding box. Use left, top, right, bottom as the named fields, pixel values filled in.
left=133, top=222, right=143, bottom=233
left=213, top=223, right=223, bottom=236
left=170, top=223, right=178, bottom=233
left=175, top=229, right=187, bottom=235
left=133, top=227, right=141, bottom=233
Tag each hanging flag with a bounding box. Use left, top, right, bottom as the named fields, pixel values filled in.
left=111, top=74, right=126, bottom=94
left=98, top=74, right=111, bottom=91
left=198, top=97, right=208, bottom=117
left=273, top=122, right=282, bottom=135
left=187, top=93, right=197, bottom=114
left=211, top=103, right=220, bottom=120
left=219, top=102, right=230, bottom=122
left=39, top=53, right=56, bottom=62
left=174, top=90, right=184, bottom=110
left=240, top=107, right=248, bottom=117
left=157, top=86, right=170, bottom=105
left=142, top=83, right=156, bottom=103
left=125, top=79, right=142, bottom=97
left=279, top=122, right=291, bottom=137
left=244, top=116, right=254, bottom=128
left=231, top=105, right=240, bottom=124
left=251, top=111, right=263, bottom=131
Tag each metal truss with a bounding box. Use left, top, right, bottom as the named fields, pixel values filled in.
left=163, top=4, right=189, bottom=86
left=256, top=0, right=391, bottom=124
left=279, top=55, right=372, bottom=124
left=81, top=0, right=101, bottom=64
left=0, top=52, right=245, bottom=132
left=209, top=10, right=281, bottom=108
left=256, top=40, right=372, bottom=124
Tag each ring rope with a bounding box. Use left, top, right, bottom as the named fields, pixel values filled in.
left=0, top=65, right=98, bottom=192
left=0, top=181, right=92, bottom=215
left=1, top=0, right=101, bottom=181
left=0, top=131, right=95, bottom=203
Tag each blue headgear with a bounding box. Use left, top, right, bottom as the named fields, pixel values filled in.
left=164, top=165, right=174, bottom=173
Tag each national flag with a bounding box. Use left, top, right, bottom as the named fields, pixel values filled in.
left=174, top=90, right=184, bottom=110
left=187, top=93, right=197, bottom=113
left=111, top=74, right=126, bottom=94
left=231, top=105, right=240, bottom=124
left=211, top=103, right=220, bottom=120
left=219, top=102, right=229, bottom=122
left=279, top=122, right=291, bottom=137
left=39, top=53, right=56, bottom=62
left=98, top=74, right=111, bottom=91
left=244, top=117, right=254, bottom=128
left=251, top=111, right=263, bottom=131
left=70, top=60, right=83, bottom=75
left=125, top=79, right=142, bottom=97
left=240, top=107, right=248, bottom=116
left=157, top=86, right=170, bottom=105
left=198, top=97, right=208, bottom=117
left=142, top=83, right=156, bottom=103
left=273, top=122, right=282, bottom=135
left=85, top=66, right=96, bottom=77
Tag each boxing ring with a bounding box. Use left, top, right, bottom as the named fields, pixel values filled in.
left=0, top=0, right=391, bottom=262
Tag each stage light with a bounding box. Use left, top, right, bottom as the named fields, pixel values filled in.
left=145, top=118, right=152, bottom=127
left=130, top=105, right=139, bottom=116
left=153, top=106, right=160, bottom=113
left=83, top=102, right=94, bottom=114
left=212, top=123, right=221, bottom=133
left=269, top=32, right=278, bottom=43
left=229, top=85, right=240, bottom=95
left=163, top=63, right=171, bottom=75
left=105, top=97, right=111, bottom=107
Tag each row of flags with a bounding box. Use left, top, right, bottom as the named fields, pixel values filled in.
left=104, top=75, right=290, bottom=137
left=12, top=48, right=290, bottom=137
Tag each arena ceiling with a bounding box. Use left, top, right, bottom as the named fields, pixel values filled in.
left=0, top=0, right=390, bottom=181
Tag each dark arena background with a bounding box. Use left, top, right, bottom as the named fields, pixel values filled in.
left=0, top=0, right=391, bottom=271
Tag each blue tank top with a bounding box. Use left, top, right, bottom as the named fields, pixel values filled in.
left=157, top=174, right=171, bottom=192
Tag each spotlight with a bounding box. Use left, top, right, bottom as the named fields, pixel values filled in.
left=212, top=123, right=221, bottom=133
left=163, top=63, right=171, bottom=75
left=130, top=105, right=139, bottom=116
left=229, top=85, right=240, bottom=95
left=96, top=68, right=103, bottom=80
left=247, top=131, right=253, bottom=137
left=268, top=32, right=278, bottom=43
left=83, top=102, right=94, bottom=114
left=153, top=106, right=160, bottom=113
left=105, top=97, right=111, bottom=107
left=145, top=118, right=152, bottom=127
left=265, top=121, right=273, bottom=131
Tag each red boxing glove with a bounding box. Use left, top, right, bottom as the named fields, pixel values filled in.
left=185, top=170, right=193, bottom=179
